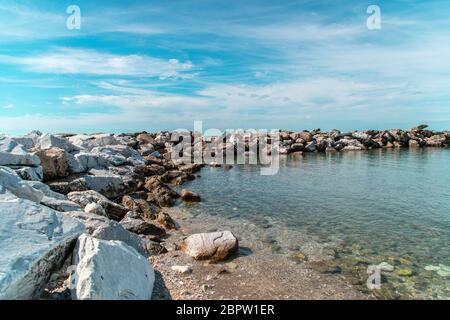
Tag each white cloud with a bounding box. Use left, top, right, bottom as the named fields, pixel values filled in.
left=0, top=48, right=193, bottom=79
left=2, top=104, right=14, bottom=109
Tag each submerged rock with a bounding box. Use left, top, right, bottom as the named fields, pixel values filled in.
left=181, top=231, right=238, bottom=261
left=71, top=234, right=154, bottom=300
left=181, top=189, right=201, bottom=202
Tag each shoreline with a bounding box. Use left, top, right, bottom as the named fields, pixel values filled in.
left=1, top=126, right=449, bottom=300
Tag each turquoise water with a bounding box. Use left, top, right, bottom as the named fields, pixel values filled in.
left=181, top=148, right=450, bottom=299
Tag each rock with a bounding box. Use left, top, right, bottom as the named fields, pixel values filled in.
left=156, top=211, right=179, bottom=230
left=396, top=268, right=413, bottom=277
left=68, top=190, right=128, bottom=221
left=181, top=189, right=201, bottom=202
left=298, top=131, right=313, bottom=142
left=84, top=203, right=107, bottom=216
left=304, top=141, right=317, bottom=152
left=36, top=134, right=78, bottom=153
left=0, top=136, right=41, bottom=166
left=409, top=139, right=420, bottom=148
left=181, top=231, right=239, bottom=261
left=68, top=134, right=119, bottom=151
left=0, top=192, right=84, bottom=299
left=120, top=213, right=166, bottom=237
left=66, top=152, right=87, bottom=174
left=71, top=234, right=154, bottom=300
left=144, top=176, right=179, bottom=207
left=122, top=194, right=159, bottom=220
left=136, top=133, right=156, bottom=145
left=425, top=264, right=450, bottom=277
left=412, top=124, right=428, bottom=131
left=90, top=145, right=145, bottom=167
left=290, top=143, right=304, bottom=152
left=74, top=174, right=126, bottom=199
left=65, top=212, right=162, bottom=257
left=12, top=165, right=44, bottom=181
left=171, top=265, right=192, bottom=274
left=34, top=148, right=69, bottom=181
left=139, top=144, right=155, bottom=156
left=73, top=152, right=109, bottom=171
left=378, top=262, right=394, bottom=272
left=41, top=196, right=82, bottom=212
left=27, top=180, right=67, bottom=200
left=0, top=166, right=43, bottom=203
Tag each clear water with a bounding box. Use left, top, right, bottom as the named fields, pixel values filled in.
left=180, top=148, right=450, bottom=299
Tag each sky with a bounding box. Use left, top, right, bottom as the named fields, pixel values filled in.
left=1, top=0, right=450, bottom=135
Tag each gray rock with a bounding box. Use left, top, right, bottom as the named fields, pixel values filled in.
left=68, top=190, right=128, bottom=221
left=0, top=166, right=43, bottom=203
left=41, top=196, right=82, bottom=212
left=71, top=234, right=154, bottom=300
left=65, top=212, right=162, bottom=257
left=0, top=192, right=84, bottom=299
left=13, top=166, right=44, bottom=181
left=0, top=136, right=41, bottom=167
left=120, top=214, right=166, bottom=237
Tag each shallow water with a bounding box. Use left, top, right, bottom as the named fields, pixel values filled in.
left=180, top=148, right=450, bottom=299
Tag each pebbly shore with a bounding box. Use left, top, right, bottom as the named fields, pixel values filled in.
left=0, top=125, right=448, bottom=300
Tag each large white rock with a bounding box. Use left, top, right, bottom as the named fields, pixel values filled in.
left=12, top=165, right=44, bottom=181
left=65, top=212, right=159, bottom=256
left=36, top=134, right=79, bottom=153
left=0, top=192, right=85, bottom=299
left=41, top=196, right=82, bottom=212
left=0, top=136, right=41, bottom=166
left=74, top=152, right=109, bottom=171
left=68, top=134, right=120, bottom=151
left=91, top=145, right=145, bottom=167
left=181, top=231, right=239, bottom=261
left=78, top=174, right=126, bottom=199
left=27, top=180, right=67, bottom=200
left=0, top=166, right=43, bottom=203
left=71, top=234, right=154, bottom=300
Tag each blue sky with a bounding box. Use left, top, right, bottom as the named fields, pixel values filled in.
left=1, top=0, right=450, bottom=135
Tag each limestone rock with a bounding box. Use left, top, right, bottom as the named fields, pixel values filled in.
left=84, top=202, right=107, bottom=216
left=68, top=190, right=128, bottom=221
left=0, top=136, right=41, bottom=167
left=12, top=165, right=44, bottom=181
left=71, top=234, right=154, bottom=300
left=36, top=134, right=78, bottom=153
left=0, top=166, right=43, bottom=203
left=181, top=231, right=238, bottom=261
left=34, top=148, right=69, bottom=181
left=120, top=213, right=166, bottom=237
left=0, top=193, right=84, bottom=299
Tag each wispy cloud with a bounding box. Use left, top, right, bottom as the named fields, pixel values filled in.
left=0, top=48, right=193, bottom=79
left=2, top=104, right=14, bottom=109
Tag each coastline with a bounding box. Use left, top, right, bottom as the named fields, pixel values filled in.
left=1, top=126, right=449, bottom=300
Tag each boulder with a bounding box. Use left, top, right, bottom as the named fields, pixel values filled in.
left=122, top=193, right=160, bottom=220
left=180, top=189, right=201, bottom=202
left=41, top=196, right=82, bottom=212
left=91, top=145, right=145, bottom=167
left=68, top=134, right=119, bottom=151
left=136, top=133, right=156, bottom=145
left=181, top=231, right=238, bottom=261
left=0, top=136, right=41, bottom=166
left=304, top=141, right=317, bottom=152
left=71, top=234, right=154, bottom=300
left=68, top=190, right=128, bottom=221
left=73, top=152, right=109, bottom=171
left=65, top=212, right=162, bottom=256
left=34, top=148, right=69, bottom=181
left=12, top=165, right=43, bottom=181
left=0, top=166, right=43, bottom=203
left=156, top=211, right=179, bottom=230
left=120, top=213, right=166, bottom=237
left=0, top=193, right=84, bottom=299
left=74, top=174, right=126, bottom=199
left=84, top=203, right=107, bottom=216
left=36, top=134, right=78, bottom=153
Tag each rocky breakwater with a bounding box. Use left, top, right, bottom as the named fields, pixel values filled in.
left=274, top=125, right=450, bottom=155
left=0, top=130, right=235, bottom=300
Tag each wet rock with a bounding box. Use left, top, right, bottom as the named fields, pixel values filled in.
left=34, top=148, right=69, bottom=181
left=122, top=194, right=159, bottom=220
left=157, top=211, right=179, bottom=230
left=0, top=192, right=84, bottom=299
left=181, top=231, right=239, bottom=261
left=304, top=141, right=317, bottom=152
left=71, top=234, right=154, bottom=300
left=181, top=189, right=201, bottom=202
left=396, top=268, right=413, bottom=277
